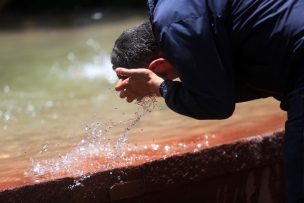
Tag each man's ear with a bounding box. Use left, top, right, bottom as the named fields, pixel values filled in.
left=148, top=58, right=178, bottom=80
left=148, top=58, right=172, bottom=74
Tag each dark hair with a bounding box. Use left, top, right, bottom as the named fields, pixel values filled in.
left=111, top=21, right=159, bottom=70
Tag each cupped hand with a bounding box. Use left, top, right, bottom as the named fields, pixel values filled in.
left=115, top=68, right=164, bottom=103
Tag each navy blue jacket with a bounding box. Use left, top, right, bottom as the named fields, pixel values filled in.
left=147, top=0, right=304, bottom=119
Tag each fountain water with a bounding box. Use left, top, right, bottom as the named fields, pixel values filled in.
left=24, top=97, right=157, bottom=188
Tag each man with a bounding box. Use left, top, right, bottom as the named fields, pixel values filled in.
left=111, top=22, right=178, bottom=101
left=112, top=0, right=304, bottom=202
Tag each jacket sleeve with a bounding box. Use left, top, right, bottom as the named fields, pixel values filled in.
left=156, top=15, right=235, bottom=120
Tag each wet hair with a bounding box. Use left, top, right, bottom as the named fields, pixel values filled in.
left=111, top=21, right=159, bottom=70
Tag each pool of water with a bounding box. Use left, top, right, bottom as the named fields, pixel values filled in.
left=0, top=12, right=153, bottom=177
left=0, top=11, right=286, bottom=190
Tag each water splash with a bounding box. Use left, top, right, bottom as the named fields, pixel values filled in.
left=151, top=144, right=160, bottom=151
left=91, top=12, right=103, bottom=21
left=49, top=39, right=117, bottom=84
left=3, top=111, right=12, bottom=121
left=164, top=145, right=171, bottom=153
left=68, top=174, right=92, bottom=190
left=24, top=96, right=157, bottom=187
left=39, top=144, right=49, bottom=154
left=3, top=85, right=10, bottom=94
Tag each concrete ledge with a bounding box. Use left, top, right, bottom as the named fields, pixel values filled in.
left=0, top=130, right=285, bottom=203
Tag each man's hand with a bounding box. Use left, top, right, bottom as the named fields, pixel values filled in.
left=115, top=68, right=164, bottom=103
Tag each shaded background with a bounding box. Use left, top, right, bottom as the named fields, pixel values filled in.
left=0, top=0, right=145, bottom=11
left=0, top=0, right=146, bottom=30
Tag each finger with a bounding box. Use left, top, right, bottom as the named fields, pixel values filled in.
left=136, top=96, right=145, bottom=102
left=119, top=89, right=127, bottom=99
left=116, top=68, right=149, bottom=77
left=115, top=68, right=133, bottom=78
left=126, top=95, right=137, bottom=103
left=120, top=89, right=138, bottom=102
left=115, top=79, right=129, bottom=91
left=115, top=79, right=124, bottom=85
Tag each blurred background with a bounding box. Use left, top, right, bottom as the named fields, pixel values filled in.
left=0, top=0, right=144, bottom=11
left=0, top=0, right=156, bottom=178
left=0, top=0, right=145, bottom=29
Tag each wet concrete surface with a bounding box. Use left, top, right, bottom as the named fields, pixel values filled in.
left=0, top=99, right=286, bottom=203
left=0, top=125, right=285, bottom=202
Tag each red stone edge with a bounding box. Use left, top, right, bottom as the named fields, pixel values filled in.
left=0, top=130, right=284, bottom=203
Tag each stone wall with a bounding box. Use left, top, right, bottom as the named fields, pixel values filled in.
left=0, top=131, right=285, bottom=203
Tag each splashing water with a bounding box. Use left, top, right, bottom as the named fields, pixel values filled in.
left=24, top=96, right=157, bottom=186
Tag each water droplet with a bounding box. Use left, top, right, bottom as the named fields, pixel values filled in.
left=4, top=112, right=11, bottom=121
left=79, top=146, right=85, bottom=152
left=205, top=140, right=209, bottom=147
left=67, top=52, right=76, bottom=61
left=84, top=125, right=90, bottom=131
left=32, top=163, right=45, bottom=175
left=0, top=153, right=11, bottom=159
left=3, top=85, right=10, bottom=93
left=39, top=144, right=49, bottom=154
left=45, top=100, right=54, bottom=108
left=68, top=92, right=75, bottom=99
left=91, top=12, right=103, bottom=20
left=51, top=113, right=58, bottom=120
left=87, top=38, right=94, bottom=46
left=68, top=179, right=83, bottom=190
left=86, top=38, right=100, bottom=51
left=164, top=145, right=171, bottom=153
left=26, top=104, right=35, bottom=113
left=151, top=144, right=160, bottom=151
left=178, top=143, right=187, bottom=148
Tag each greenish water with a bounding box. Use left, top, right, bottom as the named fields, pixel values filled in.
left=0, top=14, right=154, bottom=166
left=1, top=13, right=197, bottom=186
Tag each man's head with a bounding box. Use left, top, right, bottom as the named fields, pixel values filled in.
left=111, top=21, right=177, bottom=80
